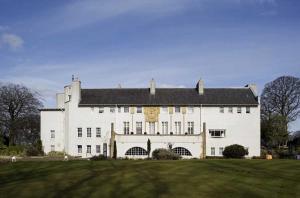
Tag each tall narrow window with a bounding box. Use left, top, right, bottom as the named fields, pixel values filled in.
left=175, top=106, right=180, bottom=113
left=87, top=145, right=91, bottom=153
left=149, top=122, right=155, bottom=134
left=219, top=107, right=224, bottom=113
left=110, top=107, right=115, bottom=113
left=188, top=122, right=194, bottom=134
left=136, top=122, right=142, bottom=134
left=219, top=147, right=224, bottom=155
left=246, top=107, right=250, bottom=114
left=162, top=122, right=168, bottom=134
left=124, top=106, right=129, bottom=113
left=175, top=122, right=181, bottom=134
left=78, top=128, right=82, bottom=137
left=96, top=145, right=101, bottom=153
left=99, top=107, right=104, bottom=113
left=237, top=107, right=242, bottom=113
left=96, top=127, right=101, bottom=137
left=124, top=122, right=129, bottom=134
left=103, top=143, right=107, bottom=157
left=228, top=107, right=233, bottom=113
left=137, top=106, right=142, bottom=113
left=78, top=145, right=82, bottom=153
left=87, top=128, right=91, bottom=137
left=211, top=147, right=215, bottom=156
left=188, top=107, right=194, bottom=113
left=162, top=106, right=168, bottom=114
left=50, top=130, right=55, bottom=138
left=118, top=106, right=121, bottom=113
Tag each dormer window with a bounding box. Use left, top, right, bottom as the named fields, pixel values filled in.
left=99, top=107, right=104, bottom=113
left=175, top=106, right=180, bottom=113
left=219, top=107, right=224, bottom=113
left=124, top=106, right=129, bottom=113
left=137, top=106, right=142, bottom=113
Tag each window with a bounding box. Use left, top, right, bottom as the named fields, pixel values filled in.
left=124, top=122, right=129, bottom=134
left=99, top=107, right=104, bottom=113
left=188, top=107, right=194, bottom=113
left=118, top=106, right=121, bottom=113
left=175, top=122, right=181, bottom=134
left=246, top=107, right=250, bottom=113
left=51, top=145, right=55, bottom=151
left=209, top=129, right=225, bottom=138
left=172, top=147, right=192, bottom=156
left=78, top=128, right=82, bottom=137
left=220, top=107, right=224, bottom=113
left=237, top=107, right=242, bottom=113
left=87, top=145, right=91, bottom=153
left=96, top=145, right=101, bottom=153
left=125, top=147, right=147, bottom=156
left=110, top=107, right=115, bottom=113
left=162, top=122, right=168, bottom=134
left=228, top=107, right=233, bottom=113
left=219, top=147, right=224, bottom=155
left=50, top=130, right=55, bottom=138
left=175, top=106, right=180, bottom=113
left=103, top=143, right=107, bottom=157
left=87, top=128, right=91, bottom=137
left=137, top=106, right=142, bottom=113
left=124, top=106, right=129, bottom=113
left=136, top=122, right=142, bottom=134
left=78, top=145, right=82, bottom=153
left=96, top=127, right=101, bottom=137
left=188, top=122, right=194, bottom=134
left=211, top=147, right=215, bottom=156
left=162, top=106, right=168, bottom=113
left=149, top=122, right=155, bottom=134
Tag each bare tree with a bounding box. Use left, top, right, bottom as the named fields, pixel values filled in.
left=0, top=83, right=43, bottom=146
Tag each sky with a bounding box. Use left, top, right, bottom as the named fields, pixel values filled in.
left=0, top=0, right=300, bottom=130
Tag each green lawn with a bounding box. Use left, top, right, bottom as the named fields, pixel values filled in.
left=0, top=160, right=299, bottom=198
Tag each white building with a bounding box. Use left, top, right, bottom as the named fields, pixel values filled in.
left=40, top=78, right=260, bottom=158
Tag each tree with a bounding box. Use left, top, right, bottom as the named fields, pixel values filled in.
left=147, top=138, right=151, bottom=158
left=113, top=140, right=117, bottom=159
left=222, top=144, right=248, bottom=158
left=261, top=76, right=300, bottom=148
left=0, top=83, right=42, bottom=146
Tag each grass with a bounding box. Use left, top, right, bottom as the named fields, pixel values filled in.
left=0, top=160, right=299, bottom=198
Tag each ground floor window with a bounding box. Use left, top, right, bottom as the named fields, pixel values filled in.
left=125, top=147, right=147, bottom=156
left=136, top=122, right=142, bottom=134
left=78, top=145, right=82, bottom=153
left=211, top=147, right=215, bottom=156
left=172, top=147, right=192, bottom=156
left=87, top=145, right=91, bottom=153
left=219, top=147, right=224, bottom=155
left=96, top=145, right=101, bottom=153
left=149, top=122, right=155, bottom=134
left=103, top=143, right=107, bottom=157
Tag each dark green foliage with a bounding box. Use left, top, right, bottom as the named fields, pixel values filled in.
left=222, top=144, right=248, bottom=158
left=147, top=138, right=151, bottom=158
left=0, top=145, right=25, bottom=156
left=113, top=140, right=117, bottom=159
left=152, top=148, right=181, bottom=160
left=90, top=155, right=108, bottom=161
left=47, top=151, right=64, bottom=157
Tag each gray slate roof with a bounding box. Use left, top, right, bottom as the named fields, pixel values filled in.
left=79, top=88, right=258, bottom=106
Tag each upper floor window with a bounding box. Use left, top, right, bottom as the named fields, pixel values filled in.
left=77, top=145, right=82, bottom=153
left=162, top=122, right=168, bottom=134
left=219, top=107, right=224, bottom=113
left=175, top=121, right=181, bottom=134
left=228, top=107, right=233, bottom=113
left=78, top=128, right=82, bottom=137
left=124, top=122, right=129, bottom=134
left=124, top=106, right=129, bottom=113
left=87, top=128, right=91, bottom=137
left=87, top=145, right=91, bottom=153
left=50, top=130, right=55, bottom=138
left=137, top=106, right=142, bottom=113
left=110, top=107, right=115, bottom=113
left=188, top=107, right=194, bottom=114
left=96, top=127, right=101, bottom=137
left=187, top=122, right=194, bottom=134
left=246, top=107, right=251, bottom=114
left=162, top=106, right=168, bottom=113
left=99, top=107, right=104, bottom=113
left=175, top=106, right=180, bottom=113
left=136, top=122, right=142, bottom=134
left=118, top=106, right=121, bottom=113
left=209, top=129, right=225, bottom=138
left=237, top=107, right=242, bottom=113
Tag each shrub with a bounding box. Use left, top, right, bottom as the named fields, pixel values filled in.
left=0, top=145, right=26, bottom=156
left=47, top=151, right=65, bottom=157
left=152, top=148, right=181, bottom=160
left=90, top=155, right=108, bottom=161
left=222, top=144, right=248, bottom=158
left=25, top=146, right=43, bottom=156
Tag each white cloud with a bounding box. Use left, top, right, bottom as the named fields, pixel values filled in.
left=0, top=25, right=9, bottom=31
left=1, top=33, right=24, bottom=50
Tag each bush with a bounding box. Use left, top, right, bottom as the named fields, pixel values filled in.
left=223, top=144, right=248, bottom=158
left=152, top=149, right=181, bottom=160
left=0, top=145, right=26, bottom=156
left=47, top=151, right=65, bottom=157
left=25, top=146, right=43, bottom=156
left=90, top=155, right=108, bottom=161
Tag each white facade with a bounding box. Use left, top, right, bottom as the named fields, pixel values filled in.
left=40, top=79, right=260, bottom=158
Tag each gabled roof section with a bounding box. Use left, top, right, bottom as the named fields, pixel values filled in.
left=79, top=88, right=259, bottom=106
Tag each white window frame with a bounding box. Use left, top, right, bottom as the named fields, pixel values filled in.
left=124, top=106, right=129, bottom=113
left=219, top=147, right=224, bottom=155
left=211, top=147, right=215, bottom=156
left=228, top=107, right=233, bottom=113
left=124, top=122, right=129, bottom=134
left=219, top=107, right=224, bottom=113
left=136, top=122, right=142, bottom=134
left=99, top=107, right=104, bottom=113
left=162, top=106, right=168, bottom=114
left=96, top=145, right=101, bottom=153
left=136, top=106, right=142, bottom=113
left=77, top=128, right=82, bottom=137
left=78, top=145, right=82, bottom=153
left=187, top=122, right=194, bottom=134
left=162, top=122, right=168, bottom=134
left=50, top=130, right=55, bottom=138
left=237, top=107, right=242, bottom=113
left=96, top=127, right=101, bottom=137
left=175, top=121, right=181, bottom=134
left=187, top=107, right=194, bottom=114
left=110, top=107, right=115, bottom=113
left=87, top=128, right=91, bottom=137
left=175, top=106, right=180, bottom=113
left=87, top=145, right=91, bottom=154
left=51, top=145, right=55, bottom=151
left=209, top=129, right=226, bottom=138
left=149, top=122, right=155, bottom=134
left=246, top=107, right=250, bottom=114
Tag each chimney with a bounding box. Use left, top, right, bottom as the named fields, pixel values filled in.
left=197, top=79, right=204, bottom=95
left=150, top=78, right=156, bottom=95
left=246, top=84, right=257, bottom=97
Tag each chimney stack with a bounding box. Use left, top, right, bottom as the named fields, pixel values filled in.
left=150, top=78, right=156, bottom=95
left=197, top=79, right=204, bottom=95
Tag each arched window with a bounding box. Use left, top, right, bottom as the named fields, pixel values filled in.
left=172, top=147, right=192, bottom=156
left=125, top=147, right=147, bottom=156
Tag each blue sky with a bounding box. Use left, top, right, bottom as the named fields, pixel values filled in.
left=0, top=0, right=300, bottom=130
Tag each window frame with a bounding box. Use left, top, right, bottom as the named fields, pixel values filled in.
left=77, top=128, right=82, bottom=137
left=124, top=106, right=129, bottom=113
left=110, top=107, right=115, bottom=113
left=209, top=129, right=226, bottom=138
left=78, top=145, right=82, bottom=153
left=87, top=145, right=91, bottom=154
left=246, top=107, right=251, bottom=114
left=96, top=127, right=101, bottom=137
left=136, top=106, right=142, bottom=113
left=175, top=106, right=180, bottom=113
left=50, top=130, right=55, bottom=138
left=87, top=127, right=92, bottom=137
left=136, top=122, right=142, bottom=134
left=124, top=122, right=130, bottom=134
left=228, top=107, right=233, bottom=113
left=211, top=147, right=215, bottom=156
left=219, top=107, right=224, bottom=113
left=237, top=107, right=242, bottom=113
left=96, top=145, right=101, bottom=153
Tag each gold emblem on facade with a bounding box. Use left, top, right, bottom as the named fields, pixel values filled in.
left=144, top=107, right=160, bottom=122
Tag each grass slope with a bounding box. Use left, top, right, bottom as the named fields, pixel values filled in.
left=0, top=160, right=299, bottom=198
